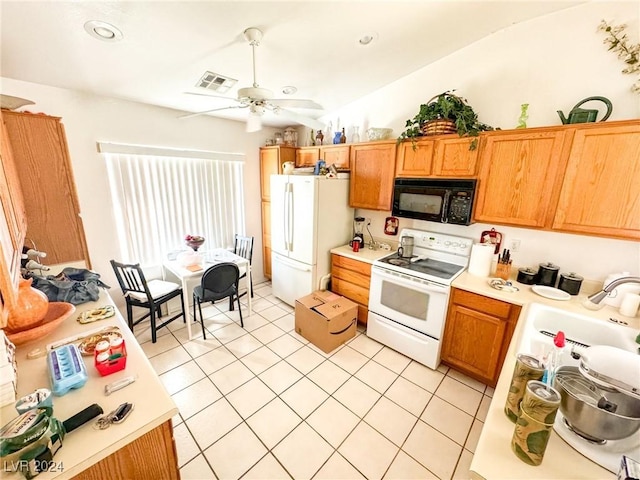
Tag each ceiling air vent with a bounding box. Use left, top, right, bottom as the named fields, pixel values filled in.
left=196, top=71, right=237, bottom=93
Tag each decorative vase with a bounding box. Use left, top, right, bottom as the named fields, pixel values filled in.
left=315, top=130, right=324, bottom=146
left=7, top=277, right=49, bottom=333
left=333, top=131, right=342, bottom=144
left=352, top=126, right=360, bottom=143
left=516, top=104, right=529, bottom=129
left=185, top=235, right=205, bottom=251
left=340, top=128, right=346, bottom=144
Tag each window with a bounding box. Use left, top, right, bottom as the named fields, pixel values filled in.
left=102, top=144, right=245, bottom=267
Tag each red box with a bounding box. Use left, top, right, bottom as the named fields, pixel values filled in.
left=94, top=341, right=127, bottom=376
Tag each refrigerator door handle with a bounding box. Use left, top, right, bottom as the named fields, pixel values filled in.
left=286, top=182, right=294, bottom=251
left=274, top=254, right=312, bottom=272
left=283, top=182, right=290, bottom=252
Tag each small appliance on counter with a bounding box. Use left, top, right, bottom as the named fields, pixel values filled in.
left=350, top=216, right=366, bottom=249
left=552, top=346, right=640, bottom=473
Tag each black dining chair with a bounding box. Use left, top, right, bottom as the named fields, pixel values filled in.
left=193, top=262, right=244, bottom=338
left=110, top=260, right=185, bottom=343
left=233, top=234, right=254, bottom=299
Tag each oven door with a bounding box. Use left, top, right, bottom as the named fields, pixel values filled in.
left=368, top=265, right=449, bottom=339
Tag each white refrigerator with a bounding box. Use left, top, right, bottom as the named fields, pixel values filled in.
left=271, top=175, right=353, bottom=306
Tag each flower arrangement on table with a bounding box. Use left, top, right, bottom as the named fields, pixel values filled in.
left=184, top=234, right=205, bottom=251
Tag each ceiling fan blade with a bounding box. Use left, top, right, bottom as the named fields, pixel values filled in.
left=178, top=105, right=247, bottom=120
left=273, top=107, right=324, bottom=130
left=269, top=99, right=323, bottom=110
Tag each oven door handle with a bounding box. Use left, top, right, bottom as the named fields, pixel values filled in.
left=372, top=266, right=449, bottom=293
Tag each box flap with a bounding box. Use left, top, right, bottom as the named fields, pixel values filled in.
left=314, top=298, right=356, bottom=320
left=296, top=292, right=327, bottom=309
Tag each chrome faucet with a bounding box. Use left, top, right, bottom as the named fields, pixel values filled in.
left=583, top=276, right=640, bottom=310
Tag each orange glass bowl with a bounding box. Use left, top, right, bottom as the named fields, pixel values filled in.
left=7, top=302, right=75, bottom=345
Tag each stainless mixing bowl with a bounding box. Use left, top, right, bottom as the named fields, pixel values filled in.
left=553, top=366, right=640, bottom=441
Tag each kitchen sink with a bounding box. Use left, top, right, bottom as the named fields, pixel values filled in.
left=515, top=302, right=639, bottom=366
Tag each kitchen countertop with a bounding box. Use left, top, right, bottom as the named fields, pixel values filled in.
left=330, top=244, right=393, bottom=263
left=0, top=290, right=178, bottom=479
left=456, top=271, right=639, bottom=479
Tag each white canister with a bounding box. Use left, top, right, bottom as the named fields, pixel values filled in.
left=619, top=293, right=640, bottom=318
left=601, top=272, right=640, bottom=308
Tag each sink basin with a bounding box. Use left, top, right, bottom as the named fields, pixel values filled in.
left=515, top=302, right=639, bottom=367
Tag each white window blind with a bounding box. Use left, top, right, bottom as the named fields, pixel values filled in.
left=102, top=145, right=245, bottom=267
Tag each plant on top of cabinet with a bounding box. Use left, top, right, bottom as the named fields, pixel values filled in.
left=397, top=91, right=494, bottom=150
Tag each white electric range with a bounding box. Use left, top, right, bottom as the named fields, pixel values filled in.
left=367, top=228, right=473, bottom=369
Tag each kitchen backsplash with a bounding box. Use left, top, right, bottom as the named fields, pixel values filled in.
left=357, top=209, right=640, bottom=284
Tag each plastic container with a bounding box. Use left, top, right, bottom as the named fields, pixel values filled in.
left=94, top=340, right=127, bottom=376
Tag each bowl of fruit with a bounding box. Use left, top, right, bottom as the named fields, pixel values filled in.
left=185, top=234, right=205, bottom=251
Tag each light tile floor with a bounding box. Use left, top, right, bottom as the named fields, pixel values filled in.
left=129, top=283, right=494, bottom=480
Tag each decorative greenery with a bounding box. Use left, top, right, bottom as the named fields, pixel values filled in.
left=598, top=20, right=640, bottom=94
left=397, top=90, right=493, bottom=150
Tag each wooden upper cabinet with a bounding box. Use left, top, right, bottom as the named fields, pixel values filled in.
left=3, top=111, right=90, bottom=266
left=474, top=129, right=571, bottom=228
left=322, top=145, right=350, bottom=169
left=553, top=121, right=640, bottom=239
left=432, top=136, right=479, bottom=176
left=295, top=146, right=320, bottom=167
left=395, top=139, right=434, bottom=177
left=396, top=136, right=478, bottom=177
left=349, top=141, right=396, bottom=210
left=260, top=146, right=295, bottom=201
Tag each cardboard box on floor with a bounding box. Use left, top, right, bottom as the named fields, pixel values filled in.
left=295, top=290, right=357, bottom=353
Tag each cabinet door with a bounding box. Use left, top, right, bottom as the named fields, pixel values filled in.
left=261, top=201, right=271, bottom=278
left=441, top=289, right=520, bottom=387
left=322, top=145, right=350, bottom=169
left=296, top=147, right=320, bottom=167
left=432, top=137, right=479, bottom=176
left=553, top=122, right=640, bottom=239
left=260, top=148, right=280, bottom=202
left=3, top=112, right=89, bottom=266
left=349, top=142, right=396, bottom=210
left=474, top=130, right=570, bottom=228
left=395, top=139, right=434, bottom=177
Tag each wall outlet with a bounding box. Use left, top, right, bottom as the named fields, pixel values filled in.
left=509, top=239, right=521, bottom=252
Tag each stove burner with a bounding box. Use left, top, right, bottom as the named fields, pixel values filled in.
left=387, top=258, right=411, bottom=267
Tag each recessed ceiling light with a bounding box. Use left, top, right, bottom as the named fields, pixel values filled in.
left=282, top=86, right=297, bottom=95
left=358, top=33, right=378, bottom=46
left=84, top=20, right=123, bottom=42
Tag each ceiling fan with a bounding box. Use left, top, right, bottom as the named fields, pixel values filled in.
left=180, top=27, right=324, bottom=132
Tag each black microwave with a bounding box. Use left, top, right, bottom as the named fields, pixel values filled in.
left=392, top=178, right=477, bottom=225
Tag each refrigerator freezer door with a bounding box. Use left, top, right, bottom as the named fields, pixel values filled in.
left=272, top=252, right=317, bottom=306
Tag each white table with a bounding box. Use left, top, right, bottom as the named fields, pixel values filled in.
left=163, top=248, right=253, bottom=340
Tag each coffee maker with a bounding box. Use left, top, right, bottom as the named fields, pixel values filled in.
left=350, top=217, right=366, bottom=248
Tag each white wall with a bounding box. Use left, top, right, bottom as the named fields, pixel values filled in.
left=0, top=77, right=277, bottom=293
left=320, top=1, right=640, bottom=284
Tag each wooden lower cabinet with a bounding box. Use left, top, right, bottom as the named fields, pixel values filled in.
left=72, top=420, right=179, bottom=480
left=330, top=254, right=371, bottom=325
left=441, top=288, right=521, bottom=387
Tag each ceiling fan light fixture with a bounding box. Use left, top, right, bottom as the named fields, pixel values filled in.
left=84, top=20, right=123, bottom=42
left=246, top=113, right=262, bottom=133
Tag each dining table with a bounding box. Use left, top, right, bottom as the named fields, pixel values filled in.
left=162, top=248, right=253, bottom=340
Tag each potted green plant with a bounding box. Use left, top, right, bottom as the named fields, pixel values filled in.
left=397, top=90, right=493, bottom=150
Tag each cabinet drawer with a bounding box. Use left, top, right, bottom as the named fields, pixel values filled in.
left=331, top=278, right=370, bottom=307
left=451, top=288, right=514, bottom=319
left=331, top=254, right=372, bottom=276
left=332, top=265, right=370, bottom=289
